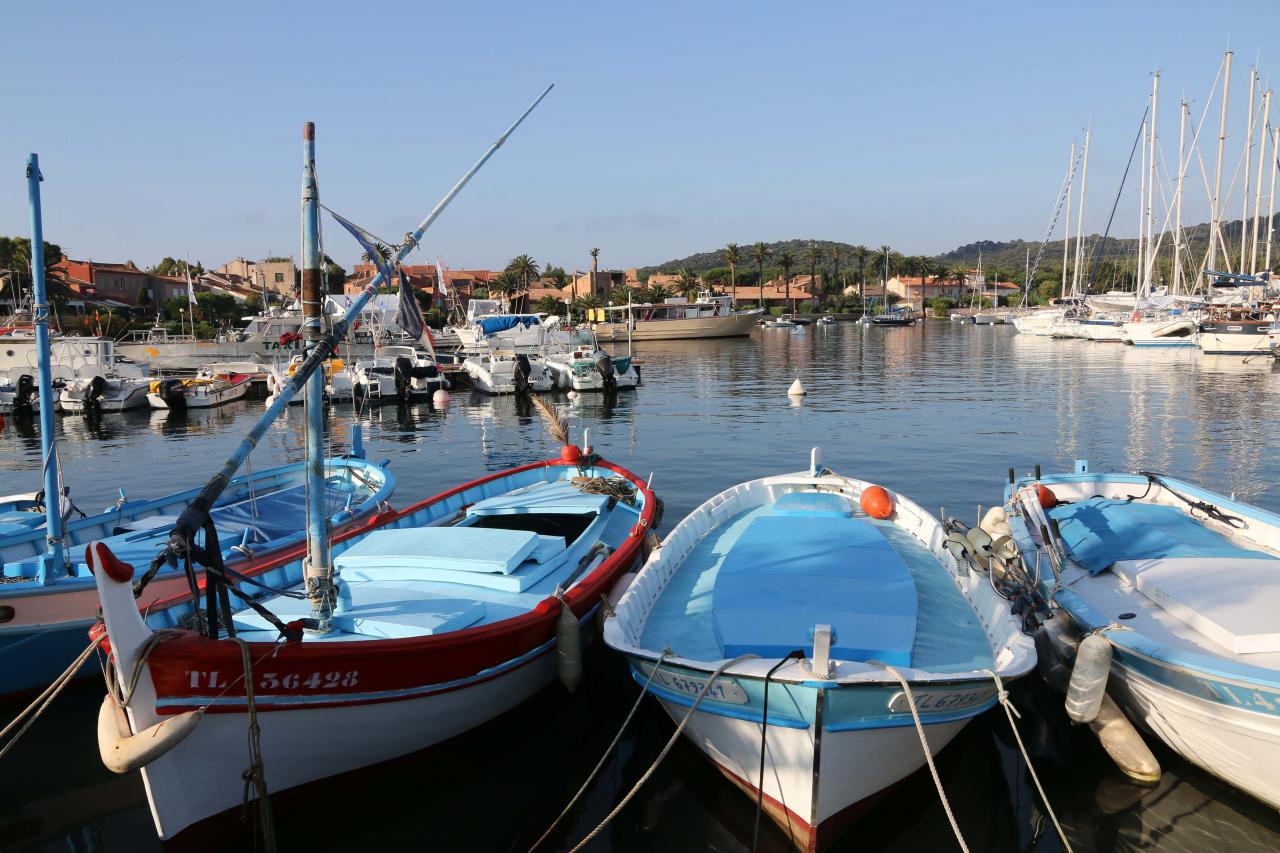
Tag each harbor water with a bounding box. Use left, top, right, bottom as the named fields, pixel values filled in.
left=4, top=321, right=1280, bottom=851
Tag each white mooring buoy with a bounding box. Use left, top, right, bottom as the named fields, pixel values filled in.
left=788, top=378, right=806, bottom=397
left=432, top=389, right=450, bottom=406
left=567, top=390, right=579, bottom=400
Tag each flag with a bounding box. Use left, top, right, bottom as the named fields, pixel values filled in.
left=394, top=268, right=426, bottom=341
left=324, top=205, right=394, bottom=291
left=186, top=264, right=197, bottom=308
left=436, top=257, right=449, bottom=296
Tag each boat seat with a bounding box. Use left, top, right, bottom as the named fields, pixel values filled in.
left=1049, top=497, right=1269, bottom=574
left=770, top=491, right=853, bottom=518
left=466, top=480, right=611, bottom=517
left=1112, top=557, right=1280, bottom=654
left=233, top=586, right=486, bottom=640
left=712, top=505, right=918, bottom=666
left=335, top=528, right=571, bottom=591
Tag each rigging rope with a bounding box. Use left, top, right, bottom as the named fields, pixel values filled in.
left=564, top=654, right=756, bottom=853
left=1085, top=105, right=1151, bottom=294
left=0, top=633, right=105, bottom=761
left=753, top=651, right=804, bottom=853
left=232, top=637, right=277, bottom=853
left=527, top=649, right=672, bottom=853
left=982, top=669, right=1072, bottom=853
left=878, top=664, right=969, bottom=853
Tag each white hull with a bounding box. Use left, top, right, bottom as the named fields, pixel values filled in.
left=595, top=310, right=762, bottom=341
left=136, top=645, right=559, bottom=839
left=1110, top=659, right=1280, bottom=811
left=1121, top=319, right=1197, bottom=347
left=656, top=697, right=968, bottom=848
left=58, top=379, right=151, bottom=413
left=971, top=314, right=999, bottom=325
left=544, top=361, right=639, bottom=392
left=462, top=355, right=553, bottom=395
left=1199, top=331, right=1273, bottom=356
left=1012, top=312, right=1061, bottom=336
left=146, top=379, right=250, bottom=409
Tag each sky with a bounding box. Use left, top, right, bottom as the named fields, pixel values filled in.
left=2, top=1, right=1276, bottom=274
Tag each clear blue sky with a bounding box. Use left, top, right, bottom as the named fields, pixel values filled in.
left=1, top=1, right=1273, bottom=273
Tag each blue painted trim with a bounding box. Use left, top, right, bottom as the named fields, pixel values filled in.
left=823, top=698, right=994, bottom=731
left=633, top=672, right=812, bottom=729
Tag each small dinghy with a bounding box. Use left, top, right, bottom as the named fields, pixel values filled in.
left=604, top=451, right=1035, bottom=850
left=147, top=368, right=253, bottom=409
left=1007, top=465, right=1280, bottom=811
left=89, top=450, right=656, bottom=841
left=0, top=457, right=394, bottom=696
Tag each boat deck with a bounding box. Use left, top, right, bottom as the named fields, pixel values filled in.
left=640, top=493, right=993, bottom=673
left=231, top=479, right=642, bottom=643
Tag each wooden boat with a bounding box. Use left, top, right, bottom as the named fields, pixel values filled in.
left=604, top=453, right=1036, bottom=850
left=1007, top=465, right=1280, bottom=812
left=1199, top=308, right=1275, bottom=356
left=89, top=453, right=656, bottom=841
left=0, top=457, right=394, bottom=696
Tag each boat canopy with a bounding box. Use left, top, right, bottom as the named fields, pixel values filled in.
left=477, top=315, right=539, bottom=335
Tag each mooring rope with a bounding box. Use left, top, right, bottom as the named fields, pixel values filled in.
left=981, top=669, right=1072, bottom=852
left=527, top=649, right=672, bottom=853
left=231, top=637, right=277, bottom=853
left=878, top=665, right=969, bottom=853
left=0, top=632, right=105, bottom=761
left=564, top=654, right=755, bottom=853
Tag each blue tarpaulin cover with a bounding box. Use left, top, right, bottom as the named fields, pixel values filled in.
left=477, top=316, right=538, bottom=335
left=712, top=503, right=918, bottom=666
left=1049, top=497, right=1268, bottom=575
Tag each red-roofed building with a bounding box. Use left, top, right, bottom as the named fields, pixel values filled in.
left=55, top=259, right=190, bottom=309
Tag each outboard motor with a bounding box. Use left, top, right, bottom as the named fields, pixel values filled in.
left=158, top=378, right=189, bottom=409
left=14, top=374, right=36, bottom=411
left=393, top=355, right=414, bottom=400
left=513, top=354, right=532, bottom=395
left=594, top=354, right=616, bottom=392
left=85, top=375, right=108, bottom=409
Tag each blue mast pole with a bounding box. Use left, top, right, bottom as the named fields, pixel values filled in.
left=163, top=85, right=553, bottom=552
left=300, top=123, right=332, bottom=623
left=27, top=154, right=65, bottom=582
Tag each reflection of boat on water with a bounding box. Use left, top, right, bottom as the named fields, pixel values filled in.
left=595, top=292, right=763, bottom=341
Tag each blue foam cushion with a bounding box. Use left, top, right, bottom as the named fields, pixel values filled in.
left=770, top=491, right=854, bottom=518
left=1049, top=498, right=1269, bottom=575
left=467, top=480, right=610, bottom=517
left=336, top=527, right=541, bottom=575
left=712, top=510, right=918, bottom=666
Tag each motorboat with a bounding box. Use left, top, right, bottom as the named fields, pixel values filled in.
left=462, top=347, right=554, bottom=394
left=0, top=457, right=394, bottom=696
left=605, top=451, right=1036, bottom=850
left=1199, top=308, right=1275, bottom=356
left=949, top=313, right=968, bottom=323
left=815, top=316, right=836, bottom=326
left=350, top=345, right=450, bottom=402
left=1012, top=309, right=1064, bottom=336
left=543, top=328, right=639, bottom=392
left=450, top=300, right=552, bottom=351
left=1007, top=465, right=1280, bottom=812
left=264, top=354, right=353, bottom=405
left=147, top=367, right=253, bottom=409
left=89, top=450, right=656, bottom=841
left=49, top=338, right=152, bottom=413
left=1121, top=313, right=1198, bottom=347
left=762, top=313, right=798, bottom=328
left=595, top=292, right=764, bottom=340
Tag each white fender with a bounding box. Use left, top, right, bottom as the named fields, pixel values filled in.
left=98, top=694, right=202, bottom=774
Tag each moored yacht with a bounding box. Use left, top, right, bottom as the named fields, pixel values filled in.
left=595, top=292, right=763, bottom=340
left=1198, top=307, right=1275, bottom=356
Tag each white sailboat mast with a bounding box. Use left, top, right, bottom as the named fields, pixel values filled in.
left=1267, top=126, right=1280, bottom=272
left=1138, top=118, right=1147, bottom=296
left=1209, top=50, right=1233, bottom=280
left=1061, top=142, right=1076, bottom=299
left=1073, top=128, right=1091, bottom=296
left=1241, top=68, right=1258, bottom=271
left=1250, top=87, right=1272, bottom=272
left=1175, top=100, right=1188, bottom=294
left=1145, top=73, right=1159, bottom=293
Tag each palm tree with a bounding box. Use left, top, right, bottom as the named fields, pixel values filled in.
left=536, top=294, right=562, bottom=315
left=590, top=247, right=600, bottom=274
left=609, top=284, right=636, bottom=306
left=751, top=242, right=770, bottom=309
left=722, top=243, right=741, bottom=307
left=675, top=267, right=701, bottom=302
left=829, top=244, right=844, bottom=297
left=804, top=241, right=821, bottom=304
left=361, top=242, right=393, bottom=267
left=643, top=283, right=671, bottom=304
left=573, top=294, right=602, bottom=312
left=776, top=250, right=795, bottom=315
left=851, top=245, right=870, bottom=313
left=489, top=270, right=520, bottom=309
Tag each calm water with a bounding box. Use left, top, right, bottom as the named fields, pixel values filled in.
left=4, top=322, right=1280, bottom=851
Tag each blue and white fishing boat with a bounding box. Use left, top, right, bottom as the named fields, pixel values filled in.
left=1007, top=464, right=1280, bottom=813
left=604, top=451, right=1036, bottom=850
left=0, top=155, right=395, bottom=697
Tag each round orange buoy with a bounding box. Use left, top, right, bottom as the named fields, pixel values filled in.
left=1037, top=484, right=1059, bottom=509
left=559, top=444, right=582, bottom=464
left=861, top=485, right=894, bottom=519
